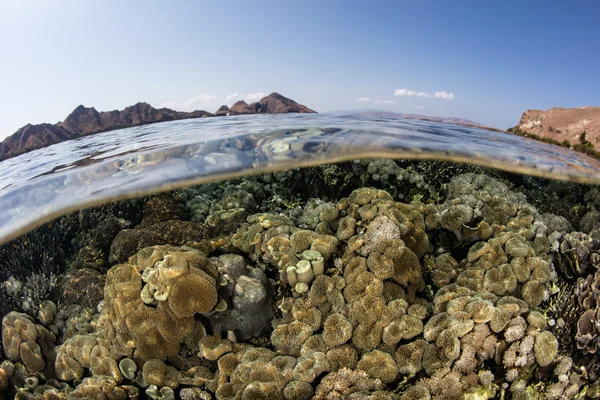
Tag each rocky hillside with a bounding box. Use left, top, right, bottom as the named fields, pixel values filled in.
left=57, top=103, right=210, bottom=136
left=511, top=107, right=600, bottom=147
left=0, top=103, right=212, bottom=161
left=214, top=92, right=316, bottom=116
left=0, top=124, right=74, bottom=161
left=0, top=93, right=314, bottom=161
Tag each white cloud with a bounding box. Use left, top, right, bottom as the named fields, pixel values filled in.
left=159, top=93, right=217, bottom=111
left=358, top=97, right=373, bottom=103
left=225, top=92, right=268, bottom=104
left=394, top=88, right=431, bottom=98
left=434, top=91, right=456, bottom=100
left=416, top=106, right=425, bottom=110
left=375, top=100, right=394, bottom=104
left=244, top=92, right=268, bottom=101
left=185, top=94, right=218, bottom=107
left=225, top=92, right=242, bottom=102
left=394, top=88, right=456, bottom=100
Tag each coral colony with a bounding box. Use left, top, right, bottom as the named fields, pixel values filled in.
left=1, top=159, right=600, bottom=399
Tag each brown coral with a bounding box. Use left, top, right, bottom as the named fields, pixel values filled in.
left=483, top=264, right=517, bottom=295
left=314, top=368, right=385, bottom=399
left=293, top=352, right=330, bottom=383
left=322, top=313, right=353, bottom=347
left=326, top=345, right=358, bottom=371
left=534, top=331, right=558, bottom=367
left=271, top=321, right=313, bottom=356
left=168, top=268, right=218, bottom=318
left=2, top=311, right=55, bottom=375
left=395, top=339, right=426, bottom=376
left=283, top=380, right=314, bottom=400
left=99, top=245, right=220, bottom=361
left=198, top=335, right=233, bottom=361
left=357, top=350, right=398, bottom=383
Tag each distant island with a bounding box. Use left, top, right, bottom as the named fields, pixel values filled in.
left=215, top=93, right=315, bottom=116
left=0, top=93, right=315, bottom=161
left=508, top=107, right=600, bottom=159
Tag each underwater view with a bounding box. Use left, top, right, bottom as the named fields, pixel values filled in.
left=1, top=114, right=600, bottom=399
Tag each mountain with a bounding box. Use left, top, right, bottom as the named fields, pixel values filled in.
left=214, top=92, right=316, bottom=116
left=0, top=93, right=314, bottom=161
left=0, top=102, right=212, bottom=161
left=0, top=124, right=75, bottom=161
left=249, top=92, right=315, bottom=114
left=511, top=107, right=600, bottom=147
left=213, top=105, right=233, bottom=116
left=230, top=100, right=252, bottom=114
left=57, top=103, right=210, bottom=135
left=341, top=110, right=484, bottom=127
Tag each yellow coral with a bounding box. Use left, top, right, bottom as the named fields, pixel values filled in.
left=322, top=313, right=352, bottom=347
left=101, top=246, right=220, bottom=361
left=168, top=268, right=217, bottom=317
left=357, top=350, right=398, bottom=383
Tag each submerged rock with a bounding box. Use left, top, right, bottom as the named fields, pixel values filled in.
left=59, top=268, right=106, bottom=310
left=207, top=254, right=275, bottom=341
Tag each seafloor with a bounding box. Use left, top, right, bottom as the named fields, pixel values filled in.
left=0, top=159, right=599, bottom=400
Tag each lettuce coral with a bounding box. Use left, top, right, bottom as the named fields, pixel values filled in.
left=99, top=245, right=219, bottom=361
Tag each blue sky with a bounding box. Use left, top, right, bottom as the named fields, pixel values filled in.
left=0, top=0, right=599, bottom=139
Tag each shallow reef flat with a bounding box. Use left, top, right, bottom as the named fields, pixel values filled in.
left=1, top=159, right=600, bottom=400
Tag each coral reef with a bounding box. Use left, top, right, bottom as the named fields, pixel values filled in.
left=575, top=267, right=600, bottom=354
left=57, top=268, right=106, bottom=310
left=0, top=221, right=72, bottom=282
left=2, top=312, right=56, bottom=374
left=1, top=162, right=599, bottom=399
left=1, top=274, right=59, bottom=317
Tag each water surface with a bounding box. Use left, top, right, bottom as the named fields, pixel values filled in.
left=1, top=113, right=599, bottom=245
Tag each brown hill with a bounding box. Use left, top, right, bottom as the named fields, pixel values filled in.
left=0, top=103, right=212, bottom=161
left=0, top=93, right=315, bottom=161
left=0, top=124, right=74, bottom=160
left=251, top=92, right=315, bottom=114
left=512, top=107, right=600, bottom=147
left=215, top=92, right=316, bottom=116
left=230, top=100, right=252, bottom=114
left=58, top=103, right=210, bottom=135
left=214, top=105, right=232, bottom=116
